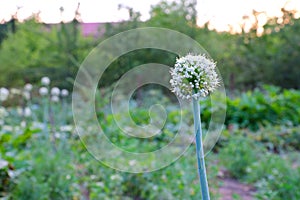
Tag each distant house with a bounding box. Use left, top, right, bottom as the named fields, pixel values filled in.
left=79, top=22, right=122, bottom=37
left=44, top=22, right=118, bottom=38
left=80, top=22, right=105, bottom=37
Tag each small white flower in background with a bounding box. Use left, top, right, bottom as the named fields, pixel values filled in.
left=0, top=87, right=9, bottom=101
left=23, top=91, right=31, bottom=100
left=90, top=175, right=97, bottom=180
left=41, top=76, right=50, bottom=86
left=20, top=121, right=26, bottom=128
left=110, top=174, right=123, bottom=181
left=60, top=125, right=73, bottom=132
left=54, top=132, right=61, bottom=138
left=0, top=159, right=8, bottom=169
left=17, top=107, right=23, bottom=116
left=152, top=185, right=158, bottom=191
left=32, top=121, right=44, bottom=129
left=39, top=87, right=48, bottom=96
left=24, top=107, right=31, bottom=117
left=0, top=106, right=8, bottom=118
left=96, top=182, right=104, bottom=187
left=170, top=53, right=219, bottom=100
left=51, top=87, right=60, bottom=96
left=51, top=95, right=60, bottom=102
left=24, top=83, right=33, bottom=91
left=10, top=88, right=21, bottom=95
left=129, top=160, right=137, bottom=166
left=61, top=89, right=69, bottom=97
left=2, top=125, right=13, bottom=132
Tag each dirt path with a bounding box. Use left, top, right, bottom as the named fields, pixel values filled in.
left=217, top=178, right=256, bottom=200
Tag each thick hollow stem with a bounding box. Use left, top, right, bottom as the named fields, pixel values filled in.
left=192, top=98, right=210, bottom=200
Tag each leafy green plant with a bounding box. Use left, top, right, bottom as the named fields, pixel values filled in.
left=245, top=153, right=292, bottom=183
left=219, top=135, right=263, bottom=179
left=254, top=125, right=300, bottom=152
left=11, top=141, right=77, bottom=200
left=251, top=154, right=300, bottom=200
left=0, top=158, right=13, bottom=197
left=219, top=131, right=300, bottom=200
left=2, top=79, right=300, bottom=199
left=226, top=85, right=300, bottom=130
left=219, top=125, right=300, bottom=153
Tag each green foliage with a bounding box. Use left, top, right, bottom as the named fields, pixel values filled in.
left=219, top=135, right=262, bottom=179
left=0, top=125, right=39, bottom=197
left=225, top=85, right=300, bottom=130
left=99, top=49, right=176, bottom=88
left=238, top=10, right=300, bottom=89
left=0, top=20, right=16, bottom=44
left=0, top=0, right=300, bottom=90
left=253, top=125, right=300, bottom=152
left=220, top=131, right=300, bottom=200
left=0, top=20, right=94, bottom=89
left=0, top=20, right=50, bottom=86
left=102, top=4, right=300, bottom=90
left=0, top=3, right=300, bottom=196
left=98, top=106, right=184, bottom=153
left=0, top=158, right=13, bottom=197
left=11, top=141, right=77, bottom=200
left=147, top=0, right=197, bottom=37
left=246, top=152, right=292, bottom=182
left=1, top=82, right=300, bottom=199
left=78, top=146, right=219, bottom=200
left=219, top=124, right=300, bottom=155
left=250, top=154, right=300, bottom=200
left=188, top=85, right=300, bottom=131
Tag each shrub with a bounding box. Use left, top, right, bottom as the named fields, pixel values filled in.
left=250, top=154, right=300, bottom=200
left=219, top=135, right=263, bottom=179
left=225, top=85, right=300, bottom=130
left=218, top=125, right=300, bottom=153
left=11, top=141, right=77, bottom=200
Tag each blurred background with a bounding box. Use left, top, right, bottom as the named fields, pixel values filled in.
left=0, top=0, right=300, bottom=199
left=0, top=0, right=300, bottom=90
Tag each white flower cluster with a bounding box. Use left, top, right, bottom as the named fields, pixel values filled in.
left=41, top=77, right=50, bottom=86
left=23, top=83, right=33, bottom=100
left=0, top=87, right=9, bottom=102
left=51, top=87, right=60, bottom=102
left=170, top=54, right=219, bottom=100
left=38, top=77, right=69, bottom=102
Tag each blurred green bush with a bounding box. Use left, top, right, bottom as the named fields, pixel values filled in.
left=204, top=85, right=300, bottom=131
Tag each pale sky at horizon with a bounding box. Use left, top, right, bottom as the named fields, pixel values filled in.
left=0, top=0, right=300, bottom=32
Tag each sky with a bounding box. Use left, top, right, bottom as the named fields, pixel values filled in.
left=0, top=0, right=300, bottom=32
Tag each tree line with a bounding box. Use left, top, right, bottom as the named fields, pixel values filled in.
left=0, top=0, right=299, bottom=91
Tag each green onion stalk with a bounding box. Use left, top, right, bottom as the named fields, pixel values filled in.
left=170, top=54, right=219, bottom=200
left=193, top=98, right=210, bottom=200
